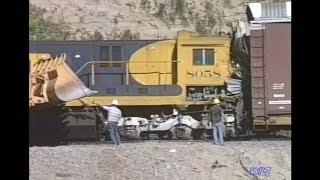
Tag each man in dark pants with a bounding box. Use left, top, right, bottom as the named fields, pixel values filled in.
left=93, top=99, right=122, bottom=145
left=209, top=98, right=224, bottom=146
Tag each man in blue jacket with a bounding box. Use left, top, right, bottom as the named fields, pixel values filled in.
left=209, top=98, right=224, bottom=146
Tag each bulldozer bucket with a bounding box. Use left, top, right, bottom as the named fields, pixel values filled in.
left=29, top=53, right=97, bottom=106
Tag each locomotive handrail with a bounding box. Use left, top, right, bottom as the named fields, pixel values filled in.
left=75, top=60, right=180, bottom=75
left=76, top=60, right=180, bottom=86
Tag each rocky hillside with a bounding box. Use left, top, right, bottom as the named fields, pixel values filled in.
left=29, top=0, right=274, bottom=40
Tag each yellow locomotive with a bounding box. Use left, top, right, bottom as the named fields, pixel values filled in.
left=65, top=31, right=235, bottom=107
left=29, top=31, right=242, bottom=142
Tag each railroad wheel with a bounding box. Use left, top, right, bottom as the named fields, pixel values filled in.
left=225, top=127, right=236, bottom=140
left=140, top=132, right=149, bottom=140
left=192, top=129, right=205, bottom=140
left=158, top=131, right=173, bottom=140
left=175, top=125, right=193, bottom=140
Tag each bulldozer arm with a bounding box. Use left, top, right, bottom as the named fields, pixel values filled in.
left=29, top=53, right=97, bottom=106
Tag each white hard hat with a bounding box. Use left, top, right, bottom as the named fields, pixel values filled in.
left=173, top=109, right=179, bottom=115
left=111, top=99, right=119, bottom=105
left=213, top=98, right=221, bottom=104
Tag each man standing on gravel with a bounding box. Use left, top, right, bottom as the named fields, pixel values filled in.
left=209, top=98, right=224, bottom=146
left=92, top=99, right=122, bottom=145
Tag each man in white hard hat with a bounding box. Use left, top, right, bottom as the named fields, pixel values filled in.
left=93, top=99, right=122, bottom=145
left=209, top=98, right=224, bottom=146
left=172, top=109, right=179, bottom=116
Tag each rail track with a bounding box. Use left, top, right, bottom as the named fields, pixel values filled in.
left=31, top=132, right=290, bottom=147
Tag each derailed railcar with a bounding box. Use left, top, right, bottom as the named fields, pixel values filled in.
left=235, top=1, right=291, bottom=131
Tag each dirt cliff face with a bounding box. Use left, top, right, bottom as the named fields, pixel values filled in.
left=30, top=0, right=271, bottom=40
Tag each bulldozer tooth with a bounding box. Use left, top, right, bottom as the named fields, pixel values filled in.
left=51, top=59, right=98, bottom=102
left=29, top=53, right=97, bottom=106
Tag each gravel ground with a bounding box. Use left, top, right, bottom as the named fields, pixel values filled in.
left=29, top=140, right=291, bottom=180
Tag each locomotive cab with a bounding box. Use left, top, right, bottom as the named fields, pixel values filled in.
left=175, top=31, right=234, bottom=102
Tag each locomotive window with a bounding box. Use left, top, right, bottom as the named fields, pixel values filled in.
left=205, top=50, right=214, bottom=65
left=112, top=46, right=122, bottom=61
left=193, top=50, right=203, bottom=65
left=100, top=46, right=110, bottom=61
left=193, top=49, right=215, bottom=65
left=100, top=46, right=122, bottom=61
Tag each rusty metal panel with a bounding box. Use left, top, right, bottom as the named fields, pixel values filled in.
left=251, top=88, right=264, bottom=98
left=252, top=98, right=265, bottom=109
left=251, top=58, right=264, bottom=67
left=252, top=67, right=264, bottom=77
left=251, top=47, right=264, bottom=57
left=251, top=77, right=264, bottom=88
left=252, top=109, right=265, bottom=117
left=251, top=37, right=263, bottom=48
left=250, top=29, right=265, bottom=118
left=264, top=23, right=291, bottom=115
left=251, top=30, right=263, bottom=37
left=252, top=98, right=266, bottom=117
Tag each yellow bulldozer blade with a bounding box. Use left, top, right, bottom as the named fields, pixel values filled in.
left=29, top=53, right=97, bottom=106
